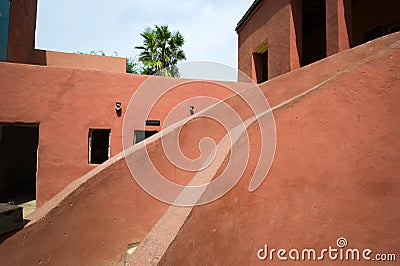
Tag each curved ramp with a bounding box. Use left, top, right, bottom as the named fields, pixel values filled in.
left=130, top=33, right=400, bottom=265
left=0, top=33, right=399, bottom=265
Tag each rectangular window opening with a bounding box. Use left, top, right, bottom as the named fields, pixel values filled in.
left=88, top=129, right=111, bottom=164
left=253, top=50, right=269, bottom=84
left=133, top=130, right=158, bottom=144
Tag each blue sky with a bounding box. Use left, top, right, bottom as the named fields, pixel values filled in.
left=35, top=0, right=254, bottom=70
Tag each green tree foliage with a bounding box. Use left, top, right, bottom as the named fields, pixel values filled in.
left=76, top=50, right=107, bottom=56
left=135, top=25, right=186, bottom=77
left=126, top=56, right=139, bottom=74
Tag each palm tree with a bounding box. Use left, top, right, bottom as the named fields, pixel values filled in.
left=135, top=25, right=186, bottom=77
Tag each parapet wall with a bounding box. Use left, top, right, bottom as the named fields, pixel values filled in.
left=30, top=49, right=127, bottom=73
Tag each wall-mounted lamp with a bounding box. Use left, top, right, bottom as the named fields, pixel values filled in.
left=189, top=105, right=195, bottom=115
left=116, top=102, right=122, bottom=117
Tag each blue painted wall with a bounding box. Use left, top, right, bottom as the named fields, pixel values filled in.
left=0, top=0, right=10, bottom=62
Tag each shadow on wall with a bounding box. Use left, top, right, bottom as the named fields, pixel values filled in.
left=29, top=49, right=46, bottom=65
left=0, top=219, right=30, bottom=245
left=351, top=0, right=400, bottom=47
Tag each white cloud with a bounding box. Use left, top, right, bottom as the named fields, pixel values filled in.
left=36, top=0, right=254, bottom=69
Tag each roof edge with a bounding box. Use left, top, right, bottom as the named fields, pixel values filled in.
left=235, top=0, right=263, bottom=32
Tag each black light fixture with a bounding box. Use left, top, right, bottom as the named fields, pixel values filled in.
left=189, top=105, right=195, bottom=115
left=115, top=102, right=122, bottom=117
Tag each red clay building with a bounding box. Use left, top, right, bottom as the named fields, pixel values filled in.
left=1, top=0, right=399, bottom=209
left=1, top=32, right=399, bottom=265
left=0, top=0, right=235, bottom=206
left=0, top=1, right=400, bottom=265
left=237, top=0, right=400, bottom=83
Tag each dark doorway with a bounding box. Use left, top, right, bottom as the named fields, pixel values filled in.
left=0, top=124, right=39, bottom=204
left=89, top=129, right=111, bottom=164
left=351, top=0, right=400, bottom=47
left=134, top=130, right=158, bottom=144
left=302, top=0, right=327, bottom=66
left=253, top=50, right=269, bottom=84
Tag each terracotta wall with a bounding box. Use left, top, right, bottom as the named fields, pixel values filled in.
left=126, top=30, right=400, bottom=266
left=238, top=0, right=355, bottom=82
left=289, top=0, right=302, bottom=70
left=326, top=0, right=352, bottom=56
left=0, top=63, right=235, bottom=205
left=7, top=0, right=37, bottom=63
left=0, top=32, right=398, bottom=266
left=0, top=80, right=246, bottom=266
left=30, top=49, right=127, bottom=73
left=0, top=111, right=234, bottom=265
left=237, top=0, right=292, bottom=82
left=159, top=32, right=400, bottom=266
left=0, top=149, right=170, bottom=265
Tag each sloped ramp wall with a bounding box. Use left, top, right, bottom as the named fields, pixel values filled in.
left=153, top=35, right=400, bottom=265
left=0, top=33, right=399, bottom=265
left=0, top=152, right=168, bottom=265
